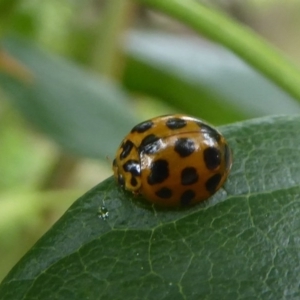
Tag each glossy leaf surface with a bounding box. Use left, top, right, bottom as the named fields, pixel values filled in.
left=1, top=115, right=300, bottom=299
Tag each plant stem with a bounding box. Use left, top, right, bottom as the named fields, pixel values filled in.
left=136, top=0, right=300, bottom=101
left=93, top=0, right=136, bottom=78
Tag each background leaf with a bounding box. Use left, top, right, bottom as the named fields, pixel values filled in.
left=137, top=0, right=300, bottom=101
left=124, top=31, right=300, bottom=124
left=0, top=36, right=137, bottom=159
left=1, top=114, right=300, bottom=299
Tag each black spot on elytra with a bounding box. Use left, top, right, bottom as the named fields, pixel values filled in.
left=181, top=167, right=199, bottom=185
left=196, top=121, right=221, bottom=142
left=203, top=147, right=221, bottom=170
left=123, top=160, right=141, bottom=176
left=224, top=144, right=232, bottom=171
left=140, top=134, right=160, bottom=149
left=118, top=174, right=125, bottom=187
left=140, top=139, right=161, bottom=155
left=112, top=158, right=117, bottom=167
left=131, top=120, right=153, bottom=133
left=180, top=190, right=195, bottom=206
left=174, top=138, right=195, bottom=157
left=205, top=173, right=222, bottom=193
left=166, top=118, right=187, bottom=130
left=120, top=140, right=134, bottom=160
left=147, top=159, right=169, bottom=185
left=155, top=187, right=172, bottom=199
left=131, top=176, right=138, bottom=187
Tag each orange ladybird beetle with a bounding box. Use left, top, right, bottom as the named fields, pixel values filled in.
left=112, top=114, right=232, bottom=207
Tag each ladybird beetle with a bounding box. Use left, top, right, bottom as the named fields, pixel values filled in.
left=112, top=114, right=232, bottom=207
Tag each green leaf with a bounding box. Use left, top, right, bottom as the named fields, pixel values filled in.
left=0, top=36, right=137, bottom=159
left=136, top=0, right=300, bottom=102
left=124, top=31, right=300, bottom=124
left=1, top=114, right=300, bottom=299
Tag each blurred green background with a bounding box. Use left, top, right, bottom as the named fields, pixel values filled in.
left=1, top=0, right=300, bottom=281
